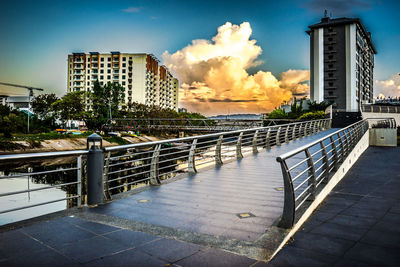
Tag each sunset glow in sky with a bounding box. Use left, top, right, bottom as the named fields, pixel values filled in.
left=0, top=0, right=399, bottom=114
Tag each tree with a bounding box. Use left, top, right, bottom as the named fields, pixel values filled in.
left=52, top=91, right=85, bottom=127
left=267, top=109, right=287, bottom=119
left=308, top=100, right=330, bottom=112
left=32, top=93, right=59, bottom=118
left=85, top=81, right=124, bottom=130
left=287, top=97, right=304, bottom=119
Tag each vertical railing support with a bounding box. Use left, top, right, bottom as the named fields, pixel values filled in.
left=277, top=159, right=295, bottom=229
left=276, top=127, right=282, bottom=146
left=284, top=125, right=290, bottom=143
left=76, top=155, right=82, bottom=207
left=150, top=144, right=161, bottom=185
left=292, top=123, right=297, bottom=140
left=103, top=151, right=111, bottom=200
left=215, top=135, right=223, bottom=165
left=236, top=132, right=243, bottom=159
left=252, top=130, right=259, bottom=153
left=188, top=139, right=198, bottom=174
left=303, top=122, right=308, bottom=136
left=320, top=141, right=329, bottom=182
left=265, top=128, right=271, bottom=149
left=305, top=148, right=316, bottom=200
left=330, top=136, right=339, bottom=171
left=344, top=130, right=350, bottom=156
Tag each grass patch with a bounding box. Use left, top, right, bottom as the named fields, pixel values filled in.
left=104, top=136, right=130, bottom=145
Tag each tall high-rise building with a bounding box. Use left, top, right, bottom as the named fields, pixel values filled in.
left=307, top=16, right=377, bottom=111
left=67, top=52, right=179, bottom=111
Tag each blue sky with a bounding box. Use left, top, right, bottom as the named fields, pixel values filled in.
left=0, top=0, right=399, bottom=97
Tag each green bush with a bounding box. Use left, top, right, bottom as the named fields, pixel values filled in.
left=267, top=109, right=287, bottom=119
left=298, top=111, right=326, bottom=120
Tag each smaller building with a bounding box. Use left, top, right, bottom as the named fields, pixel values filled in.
left=5, top=96, right=33, bottom=110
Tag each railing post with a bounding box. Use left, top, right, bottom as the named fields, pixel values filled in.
left=305, top=148, right=316, bottom=200
left=150, top=144, right=161, bottom=185
left=344, top=130, right=350, bottom=156
left=276, top=127, right=282, bottom=146
left=303, top=122, right=308, bottom=136
left=87, top=134, right=104, bottom=206
left=103, top=151, right=112, bottom=201
left=277, top=159, right=295, bottom=229
left=236, top=132, right=243, bottom=159
left=284, top=125, right=290, bottom=143
left=77, top=155, right=82, bottom=207
left=330, top=136, right=339, bottom=171
left=188, top=139, right=198, bottom=174
left=252, top=130, right=259, bottom=153
left=292, top=123, right=297, bottom=140
left=320, top=141, right=329, bottom=182
left=215, top=135, right=223, bottom=165
left=265, top=128, right=271, bottom=149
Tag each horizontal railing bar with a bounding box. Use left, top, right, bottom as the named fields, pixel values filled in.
left=292, top=166, right=313, bottom=182
left=295, top=192, right=312, bottom=211
left=295, top=184, right=313, bottom=202
left=0, top=150, right=87, bottom=161
left=107, top=177, right=151, bottom=190
left=294, top=175, right=312, bottom=191
left=0, top=196, right=78, bottom=215
left=0, top=167, right=79, bottom=179
left=0, top=181, right=80, bottom=197
left=105, top=120, right=329, bottom=152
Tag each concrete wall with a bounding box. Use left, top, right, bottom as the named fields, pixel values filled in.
left=369, top=128, right=397, bottom=147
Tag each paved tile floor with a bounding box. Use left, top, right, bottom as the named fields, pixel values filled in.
left=270, top=146, right=400, bottom=266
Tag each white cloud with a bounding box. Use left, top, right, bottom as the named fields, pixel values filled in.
left=122, top=7, right=142, bottom=13
left=162, top=22, right=309, bottom=115
left=375, top=73, right=400, bottom=97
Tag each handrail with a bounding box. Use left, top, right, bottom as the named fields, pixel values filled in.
left=275, top=117, right=396, bottom=229
left=105, top=119, right=331, bottom=152
left=0, top=150, right=88, bottom=161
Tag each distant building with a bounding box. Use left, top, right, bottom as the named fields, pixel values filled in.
left=307, top=16, right=377, bottom=112
left=5, top=95, right=32, bottom=110
left=67, top=52, right=179, bottom=111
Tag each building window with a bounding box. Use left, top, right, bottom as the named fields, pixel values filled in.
left=122, top=63, right=126, bottom=67
left=329, top=82, right=333, bottom=87
left=100, top=76, right=103, bottom=80
left=101, top=58, right=104, bottom=62
left=107, top=69, right=111, bottom=74
left=328, top=37, right=333, bottom=42
left=108, top=57, right=111, bottom=61
left=122, top=57, right=126, bottom=61
left=122, top=81, right=126, bottom=85
left=87, top=64, right=90, bottom=68
left=107, top=75, right=111, bottom=79
left=328, top=55, right=333, bottom=60
left=100, top=82, right=104, bottom=85
left=88, top=70, right=90, bottom=74
left=107, top=63, right=111, bottom=68
left=87, top=76, right=90, bottom=79
left=328, top=46, right=333, bottom=51
left=122, top=75, right=126, bottom=79
left=122, top=69, right=126, bottom=73
left=100, top=63, right=104, bottom=68
left=87, top=82, right=90, bottom=86
left=100, top=69, right=104, bottom=74
left=328, top=64, right=333, bottom=69
left=328, top=73, right=333, bottom=78
left=328, top=27, right=333, bottom=32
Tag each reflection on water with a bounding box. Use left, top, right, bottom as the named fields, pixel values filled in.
left=0, top=157, right=81, bottom=226
left=0, top=177, right=67, bottom=225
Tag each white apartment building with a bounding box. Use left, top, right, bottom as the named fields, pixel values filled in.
left=67, top=52, right=179, bottom=110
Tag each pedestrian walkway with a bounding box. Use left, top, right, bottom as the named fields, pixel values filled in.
left=270, top=146, right=400, bottom=266
left=4, top=129, right=397, bottom=266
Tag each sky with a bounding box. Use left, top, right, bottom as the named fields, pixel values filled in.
left=0, top=0, right=399, bottom=114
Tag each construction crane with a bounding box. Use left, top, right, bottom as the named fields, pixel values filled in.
left=0, top=81, right=44, bottom=133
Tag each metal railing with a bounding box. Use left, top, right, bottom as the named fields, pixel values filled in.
left=103, top=119, right=331, bottom=197
left=0, top=151, right=87, bottom=215
left=275, top=118, right=395, bottom=228
left=362, top=105, right=400, bottom=113
left=0, top=118, right=331, bottom=216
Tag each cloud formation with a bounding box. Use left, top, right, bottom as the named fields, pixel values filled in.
left=122, top=7, right=142, bottom=13
left=303, top=0, right=375, bottom=16
left=375, top=73, right=400, bottom=97
left=163, top=22, right=309, bottom=115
